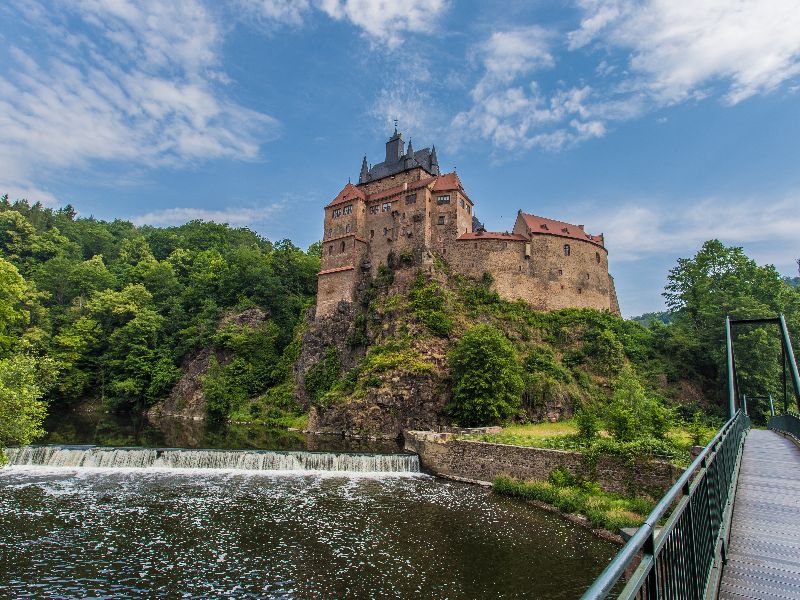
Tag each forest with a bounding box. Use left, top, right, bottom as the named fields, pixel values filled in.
left=1, top=194, right=799, bottom=455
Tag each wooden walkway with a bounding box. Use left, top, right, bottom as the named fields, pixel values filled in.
left=719, top=429, right=800, bottom=599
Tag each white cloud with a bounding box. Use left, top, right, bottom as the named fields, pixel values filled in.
left=569, top=0, right=800, bottom=105
left=0, top=1, right=278, bottom=204
left=579, top=194, right=800, bottom=266
left=317, top=0, right=449, bottom=48
left=131, top=203, right=285, bottom=227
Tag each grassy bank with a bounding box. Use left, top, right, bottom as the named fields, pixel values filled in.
left=493, top=474, right=655, bottom=531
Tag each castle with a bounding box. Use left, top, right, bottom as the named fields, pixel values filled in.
left=316, top=129, right=620, bottom=318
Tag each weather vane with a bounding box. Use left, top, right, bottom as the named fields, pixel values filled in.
left=393, top=117, right=399, bottom=132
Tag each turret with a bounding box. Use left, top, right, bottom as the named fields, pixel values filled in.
left=359, top=156, right=369, bottom=183
left=430, top=145, right=439, bottom=175
left=404, top=140, right=416, bottom=169
left=385, top=128, right=404, bottom=163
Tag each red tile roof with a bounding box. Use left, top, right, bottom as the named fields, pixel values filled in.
left=519, top=212, right=604, bottom=247
left=326, top=182, right=366, bottom=208
left=366, top=176, right=435, bottom=202
left=457, top=231, right=527, bottom=241
left=318, top=266, right=355, bottom=276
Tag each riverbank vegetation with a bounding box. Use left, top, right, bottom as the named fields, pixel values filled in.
left=493, top=472, right=655, bottom=531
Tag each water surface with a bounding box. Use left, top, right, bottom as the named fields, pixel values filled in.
left=0, top=468, right=615, bottom=598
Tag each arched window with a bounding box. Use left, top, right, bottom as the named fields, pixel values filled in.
left=340, top=240, right=346, bottom=253
left=563, top=244, right=571, bottom=256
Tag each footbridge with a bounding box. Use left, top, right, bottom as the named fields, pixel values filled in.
left=582, top=315, right=800, bottom=600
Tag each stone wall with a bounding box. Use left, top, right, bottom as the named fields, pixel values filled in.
left=404, top=431, right=680, bottom=497
left=449, top=232, right=617, bottom=313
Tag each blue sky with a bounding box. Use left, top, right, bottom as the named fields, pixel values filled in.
left=1, top=0, right=799, bottom=316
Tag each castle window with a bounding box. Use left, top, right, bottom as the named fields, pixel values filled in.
left=558, top=269, right=563, bottom=276
left=595, top=251, right=600, bottom=263
left=370, top=205, right=379, bottom=214
left=474, top=243, right=477, bottom=248
left=383, top=227, right=389, bottom=236
left=326, top=228, right=332, bottom=239
left=340, top=240, right=346, bottom=252
left=333, top=208, right=342, bottom=218
left=345, top=223, right=351, bottom=233
left=586, top=273, right=590, bottom=280
left=577, top=288, right=582, bottom=294
left=328, top=245, right=333, bottom=255
left=342, top=205, right=352, bottom=215
left=437, top=216, right=445, bottom=225
left=382, top=202, right=392, bottom=212
left=563, top=244, right=571, bottom=256
left=437, top=195, right=450, bottom=204
left=459, top=198, right=465, bottom=208
left=405, top=194, right=417, bottom=205
left=541, top=224, right=548, bottom=230
left=370, top=230, right=374, bottom=239
left=468, top=206, right=471, bottom=214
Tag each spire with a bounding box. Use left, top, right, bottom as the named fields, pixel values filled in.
left=359, top=155, right=369, bottom=183
left=406, top=140, right=414, bottom=158
left=430, top=145, right=439, bottom=175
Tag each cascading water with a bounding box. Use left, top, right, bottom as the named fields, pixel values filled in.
left=4, top=445, right=420, bottom=474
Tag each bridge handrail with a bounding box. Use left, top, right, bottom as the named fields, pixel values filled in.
left=581, top=410, right=749, bottom=600
left=769, top=412, right=800, bottom=442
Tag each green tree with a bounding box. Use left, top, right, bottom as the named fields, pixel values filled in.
left=448, top=324, right=524, bottom=426
left=664, top=240, right=800, bottom=419
left=0, top=354, right=53, bottom=463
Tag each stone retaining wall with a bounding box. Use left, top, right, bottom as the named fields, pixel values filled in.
left=404, top=431, right=680, bottom=497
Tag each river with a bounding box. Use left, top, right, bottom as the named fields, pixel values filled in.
left=0, top=412, right=616, bottom=598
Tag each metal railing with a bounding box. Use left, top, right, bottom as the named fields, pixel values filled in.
left=769, top=413, right=800, bottom=442
left=580, top=410, right=749, bottom=600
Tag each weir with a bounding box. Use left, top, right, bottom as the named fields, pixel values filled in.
left=4, top=445, right=421, bottom=474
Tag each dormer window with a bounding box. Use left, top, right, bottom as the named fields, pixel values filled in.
left=562, top=227, right=569, bottom=234
left=563, top=244, right=571, bottom=256
left=437, top=195, right=450, bottom=204
left=540, top=224, right=548, bottom=230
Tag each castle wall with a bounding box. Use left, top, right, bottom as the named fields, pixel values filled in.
left=360, top=168, right=428, bottom=195
left=316, top=268, right=359, bottom=318
left=451, top=235, right=617, bottom=313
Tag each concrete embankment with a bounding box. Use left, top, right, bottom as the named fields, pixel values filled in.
left=404, top=430, right=679, bottom=497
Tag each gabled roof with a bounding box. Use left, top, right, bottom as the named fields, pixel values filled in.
left=326, top=182, right=367, bottom=208
left=431, top=172, right=462, bottom=192
left=366, top=176, right=436, bottom=202
left=519, top=212, right=604, bottom=247
left=458, top=231, right=526, bottom=241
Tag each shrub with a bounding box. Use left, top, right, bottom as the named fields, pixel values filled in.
left=409, top=274, right=453, bottom=337
left=575, top=407, right=600, bottom=441
left=548, top=467, right=577, bottom=488
left=448, top=325, right=524, bottom=426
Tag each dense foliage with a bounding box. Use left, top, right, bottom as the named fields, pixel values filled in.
left=0, top=196, right=319, bottom=421
left=663, top=240, right=800, bottom=422
left=448, top=324, right=524, bottom=426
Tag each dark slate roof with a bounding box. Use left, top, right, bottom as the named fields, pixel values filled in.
left=358, top=130, right=440, bottom=184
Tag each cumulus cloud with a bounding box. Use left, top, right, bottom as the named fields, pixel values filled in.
left=130, top=202, right=285, bottom=227
left=569, top=0, right=800, bottom=104
left=579, top=194, right=800, bottom=265
left=317, top=0, right=449, bottom=48
left=0, top=0, right=278, bottom=202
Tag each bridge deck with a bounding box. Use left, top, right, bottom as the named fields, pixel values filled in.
left=719, top=429, right=800, bottom=599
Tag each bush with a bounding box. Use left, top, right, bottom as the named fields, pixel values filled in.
left=409, top=274, right=453, bottom=337
left=304, top=346, right=341, bottom=405
left=448, top=325, right=524, bottom=426
left=605, top=365, right=673, bottom=441
left=575, top=408, right=600, bottom=441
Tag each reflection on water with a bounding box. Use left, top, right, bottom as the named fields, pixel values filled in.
left=0, top=469, right=616, bottom=598
left=42, top=408, right=402, bottom=453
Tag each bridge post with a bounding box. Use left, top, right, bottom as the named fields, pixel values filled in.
left=726, top=316, right=737, bottom=419
left=779, top=314, right=800, bottom=412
